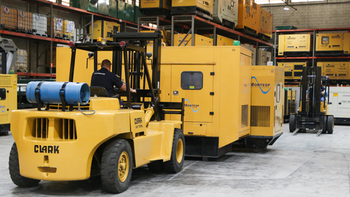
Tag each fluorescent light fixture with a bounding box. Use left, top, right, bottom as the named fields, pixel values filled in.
left=283, top=6, right=290, bottom=10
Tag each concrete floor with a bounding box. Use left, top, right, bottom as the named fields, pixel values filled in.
left=1, top=124, right=350, bottom=197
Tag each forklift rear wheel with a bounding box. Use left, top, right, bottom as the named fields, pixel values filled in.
left=327, top=116, right=334, bottom=134
left=164, top=129, right=185, bottom=173
left=9, top=143, right=41, bottom=187
left=101, top=139, right=133, bottom=194
left=289, top=114, right=296, bottom=133
left=322, top=116, right=327, bottom=134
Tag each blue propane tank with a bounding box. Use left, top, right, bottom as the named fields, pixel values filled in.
left=26, top=82, right=90, bottom=105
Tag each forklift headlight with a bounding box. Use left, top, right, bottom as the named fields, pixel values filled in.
left=101, top=38, right=107, bottom=45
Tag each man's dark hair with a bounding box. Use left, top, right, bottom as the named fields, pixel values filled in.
left=102, top=59, right=111, bottom=68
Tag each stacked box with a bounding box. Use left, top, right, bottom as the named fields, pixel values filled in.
left=15, top=49, right=28, bottom=72
left=47, top=17, right=63, bottom=38
left=63, top=19, right=75, bottom=40
left=17, top=10, right=33, bottom=32
left=33, top=13, right=47, bottom=36
left=1, top=6, right=17, bottom=30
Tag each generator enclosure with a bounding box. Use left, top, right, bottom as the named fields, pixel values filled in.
left=259, top=8, right=272, bottom=39
left=278, top=62, right=307, bottom=80
left=213, top=0, right=238, bottom=28
left=159, top=46, right=252, bottom=158
left=90, top=20, right=120, bottom=41
left=174, top=33, right=213, bottom=46
left=140, top=0, right=172, bottom=16
left=204, top=34, right=234, bottom=46
left=0, top=74, right=17, bottom=133
left=278, top=34, right=311, bottom=56
left=236, top=0, right=260, bottom=35
left=141, top=30, right=171, bottom=46
left=249, top=66, right=284, bottom=145
left=318, top=62, right=349, bottom=80
left=242, top=44, right=256, bottom=65
left=172, top=0, right=213, bottom=16
left=328, top=87, right=350, bottom=124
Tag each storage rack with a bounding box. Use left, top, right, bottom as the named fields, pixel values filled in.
left=137, top=15, right=273, bottom=64
left=274, top=27, right=350, bottom=85
left=0, top=0, right=153, bottom=77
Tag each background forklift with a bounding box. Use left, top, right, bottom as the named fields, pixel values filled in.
left=0, top=38, right=17, bottom=135
left=9, top=31, right=185, bottom=193
left=289, top=66, right=334, bottom=136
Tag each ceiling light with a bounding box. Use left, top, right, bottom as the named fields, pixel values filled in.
left=283, top=6, right=290, bottom=11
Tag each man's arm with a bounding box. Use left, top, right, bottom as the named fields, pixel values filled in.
left=111, top=75, right=136, bottom=93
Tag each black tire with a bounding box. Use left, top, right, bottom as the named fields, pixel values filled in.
left=101, top=139, right=133, bottom=194
left=327, top=116, right=334, bottom=134
left=148, top=160, right=164, bottom=173
left=322, top=116, right=327, bottom=134
left=9, top=143, right=41, bottom=187
left=289, top=114, right=296, bottom=133
left=164, top=129, right=185, bottom=173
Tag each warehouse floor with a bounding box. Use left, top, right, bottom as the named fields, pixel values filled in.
left=0, top=124, right=349, bottom=197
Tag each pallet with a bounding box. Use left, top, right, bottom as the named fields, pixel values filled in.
left=258, top=33, right=272, bottom=42
left=172, top=6, right=213, bottom=21
left=281, top=52, right=312, bottom=57
left=236, top=26, right=258, bottom=37
left=63, top=34, right=74, bottom=41
left=315, top=51, right=349, bottom=57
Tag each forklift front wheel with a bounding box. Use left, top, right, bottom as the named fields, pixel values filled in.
left=101, top=139, right=133, bottom=194
left=164, top=129, right=185, bottom=173
left=289, top=114, right=296, bottom=133
left=327, top=116, right=334, bottom=134
left=9, top=143, right=41, bottom=187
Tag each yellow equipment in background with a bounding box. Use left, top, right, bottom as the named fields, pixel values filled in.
left=316, top=32, right=350, bottom=55
left=203, top=34, right=234, bottom=46
left=318, top=62, right=350, bottom=80
left=248, top=66, right=284, bottom=150
left=278, top=62, right=307, bottom=80
left=141, top=30, right=171, bottom=46
left=172, top=0, right=213, bottom=16
left=160, top=46, right=252, bottom=158
left=139, top=0, right=172, bottom=17
left=258, top=8, right=273, bottom=40
left=236, top=0, right=260, bottom=36
left=258, top=50, right=271, bottom=65
left=278, top=34, right=311, bottom=56
left=0, top=74, right=17, bottom=134
left=89, top=20, right=120, bottom=41
left=173, top=33, right=213, bottom=46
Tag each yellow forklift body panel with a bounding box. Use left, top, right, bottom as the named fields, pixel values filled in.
left=159, top=46, right=251, bottom=148
left=251, top=66, right=284, bottom=137
left=11, top=97, right=181, bottom=181
left=278, top=34, right=311, bottom=56
left=0, top=74, right=17, bottom=125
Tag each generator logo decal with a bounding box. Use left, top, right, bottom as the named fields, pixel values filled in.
left=184, top=99, right=200, bottom=113
left=0, top=105, right=5, bottom=113
left=34, top=145, right=59, bottom=154
left=251, top=76, right=271, bottom=94
left=134, top=117, right=143, bottom=129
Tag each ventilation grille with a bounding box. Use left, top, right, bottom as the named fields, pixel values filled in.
left=33, top=118, right=49, bottom=139
left=251, top=106, right=270, bottom=127
left=241, top=105, right=248, bottom=128
left=59, top=119, right=77, bottom=140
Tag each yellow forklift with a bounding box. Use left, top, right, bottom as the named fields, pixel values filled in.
left=0, top=38, right=17, bottom=135
left=289, top=66, right=334, bottom=136
left=8, top=31, right=185, bottom=193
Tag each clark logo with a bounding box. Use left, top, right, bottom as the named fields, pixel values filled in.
left=34, top=145, right=59, bottom=154
left=134, top=117, right=143, bottom=129
left=251, top=76, right=271, bottom=94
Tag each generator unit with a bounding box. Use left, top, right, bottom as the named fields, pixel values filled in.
left=0, top=74, right=17, bottom=134
left=327, top=87, right=350, bottom=125
left=278, top=62, right=306, bottom=80
left=236, top=0, right=260, bottom=36
left=258, top=8, right=273, bottom=40
left=172, top=0, right=213, bottom=17
left=173, top=33, right=213, bottom=46
left=159, top=46, right=251, bottom=158
left=248, top=66, right=284, bottom=150
left=318, top=62, right=349, bottom=80
left=139, top=0, right=172, bottom=17
left=204, top=34, right=234, bottom=46
left=141, top=30, right=171, bottom=46
left=89, top=20, right=120, bottom=41
left=213, top=0, right=238, bottom=28
left=278, top=34, right=311, bottom=56
left=316, top=33, right=344, bottom=55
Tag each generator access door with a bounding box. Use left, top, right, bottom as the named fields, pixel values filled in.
left=171, top=65, right=214, bottom=123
